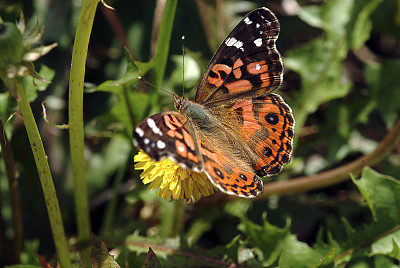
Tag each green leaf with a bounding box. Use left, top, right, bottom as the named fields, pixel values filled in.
left=86, top=135, right=131, bottom=195
left=0, top=92, right=16, bottom=124
left=238, top=213, right=322, bottom=267
left=350, top=0, right=384, bottom=50
left=371, top=231, right=400, bottom=261
left=351, top=167, right=400, bottom=222
left=388, top=238, right=400, bottom=261
left=365, top=59, right=400, bottom=127
left=310, top=246, right=337, bottom=268
left=142, top=247, right=163, bottom=268
left=90, top=234, right=121, bottom=268
left=96, top=51, right=153, bottom=94
left=298, top=0, right=353, bottom=37
left=285, top=36, right=351, bottom=133
left=21, top=64, right=55, bottom=102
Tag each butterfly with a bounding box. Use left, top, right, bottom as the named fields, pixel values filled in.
left=133, top=7, right=294, bottom=198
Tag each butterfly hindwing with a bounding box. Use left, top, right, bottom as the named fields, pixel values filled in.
left=196, top=7, right=283, bottom=105
left=199, top=142, right=263, bottom=197
left=230, top=93, right=295, bottom=177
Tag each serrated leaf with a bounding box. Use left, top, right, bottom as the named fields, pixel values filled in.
left=142, top=247, right=163, bottom=268
left=365, top=59, right=400, bottom=127
left=91, top=234, right=120, bottom=268
left=351, top=173, right=376, bottom=221
left=389, top=238, right=400, bottom=261
left=286, top=36, right=351, bottom=128
left=0, top=92, right=16, bottom=126
left=21, top=64, right=55, bottom=102
left=239, top=213, right=322, bottom=267
left=310, top=246, right=337, bottom=268
left=370, top=229, right=400, bottom=261
left=298, top=0, right=353, bottom=36
left=351, top=167, right=400, bottom=222
left=350, top=0, right=384, bottom=50
left=96, top=51, right=154, bottom=94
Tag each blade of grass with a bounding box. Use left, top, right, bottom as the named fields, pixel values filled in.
left=69, top=0, right=100, bottom=265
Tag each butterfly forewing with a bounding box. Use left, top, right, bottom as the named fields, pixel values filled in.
left=195, top=7, right=283, bottom=105
left=134, top=112, right=203, bottom=172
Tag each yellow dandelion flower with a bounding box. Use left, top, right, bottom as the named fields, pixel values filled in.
left=134, top=150, right=214, bottom=201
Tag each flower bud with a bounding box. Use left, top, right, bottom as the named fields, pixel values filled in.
left=0, top=22, right=24, bottom=68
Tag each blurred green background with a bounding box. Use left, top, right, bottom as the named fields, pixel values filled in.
left=0, top=0, right=399, bottom=267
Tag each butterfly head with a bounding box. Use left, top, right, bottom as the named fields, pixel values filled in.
left=173, top=93, right=189, bottom=112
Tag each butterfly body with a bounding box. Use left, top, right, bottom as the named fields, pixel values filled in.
left=134, top=8, right=295, bottom=198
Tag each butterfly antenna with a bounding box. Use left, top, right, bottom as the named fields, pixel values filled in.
left=182, top=35, right=185, bottom=97
left=137, top=76, right=173, bottom=96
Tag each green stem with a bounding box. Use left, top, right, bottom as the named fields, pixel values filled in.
left=69, top=0, right=99, bottom=265
left=151, top=0, right=178, bottom=86
left=101, top=159, right=128, bottom=235
left=13, top=79, right=72, bottom=267
left=171, top=199, right=185, bottom=237
left=0, top=118, right=22, bottom=263
left=145, top=0, right=177, bottom=118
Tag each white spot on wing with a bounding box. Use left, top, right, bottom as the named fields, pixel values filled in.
left=225, top=37, right=244, bottom=51
left=254, top=38, right=262, bottom=47
left=256, top=64, right=261, bottom=70
left=178, top=145, right=185, bottom=153
left=256, top=23, right=260, bottom=28
left=135, top=127, right=144, bottom=137
left=147, top=118, right=162, bottom=136
left=244, top=17, right=252, bottom=24
left=144, top=138, right=150, bottom=144
left=157, top=140, right=166, bottom=149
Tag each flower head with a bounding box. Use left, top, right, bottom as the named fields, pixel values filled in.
left=134, top=150, right=214, bottom=201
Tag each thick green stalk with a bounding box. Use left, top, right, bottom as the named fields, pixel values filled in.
left=12, top=79, right=72, bottom=267
left=69, top=0, right=99, bottom=265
